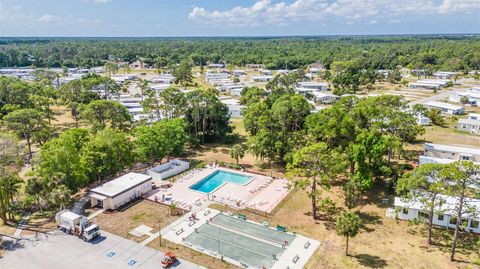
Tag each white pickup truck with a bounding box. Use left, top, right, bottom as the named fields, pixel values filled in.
left=55, top=210, right=100, bottom=241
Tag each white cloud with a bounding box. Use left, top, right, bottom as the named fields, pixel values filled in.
left=438, top=0, right=480, bottom=14
left=37, top=14, right=62, bottom=23
left=189, top=0, right=329, bottom=26
left=189, top=0, right=480, bottom=26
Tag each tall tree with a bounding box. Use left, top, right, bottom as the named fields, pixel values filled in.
left=343, top=178, right=361, bottom=210
left=184, top=89, right=231, bottom=143
left=3, top=108, right=49, bottom=159
left=80, top=100, right=132, bottom=131
left=173, top=60, right=193, bottom=86
left=36, top=128, right=90, bottom=191
left=134, top=119, right=187, bottom=164
left=287, top=143, right=347, bottom=220
left=59, top=79, right=98, bottom=127
left=159, top=87, right=187, bottom=119
left=80, top=129, right=134, bottom=183
left=137, top=78, right=149, bottom=101
left=104, top=62, right=119, bottom=75
left=336, top=211, right=361, bottom=256
left=446, top=161, right=480, bottom=261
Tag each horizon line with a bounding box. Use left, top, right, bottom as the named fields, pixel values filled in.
left=1, top=33, right=480, bottom=39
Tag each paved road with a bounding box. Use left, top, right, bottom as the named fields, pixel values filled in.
left=0, top=231, right=201, bottom=269
left=408, top=88, right=460, bottom=106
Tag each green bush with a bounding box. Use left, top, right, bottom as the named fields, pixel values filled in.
left=195, top=161, right=206, bottom=169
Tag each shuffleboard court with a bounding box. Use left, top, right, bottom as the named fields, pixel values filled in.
left=185, top=223, right=284, bottom=268
left=212, top=213, right=295, bottom=245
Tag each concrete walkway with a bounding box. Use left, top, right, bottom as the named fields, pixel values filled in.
left=13, top=213, right=30, bottom=237
left=87, top=209, right=105, bottom=220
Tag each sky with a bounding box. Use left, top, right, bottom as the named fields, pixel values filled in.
left=0, top=0, right=479, bottom=37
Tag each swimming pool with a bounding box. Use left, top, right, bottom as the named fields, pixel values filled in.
left=189, top=170, right=252, bottom=193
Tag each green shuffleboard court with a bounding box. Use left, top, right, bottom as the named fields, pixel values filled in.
left=185, top=223, right=285, bottom=268
left=212, top=213, right=295, bottom=245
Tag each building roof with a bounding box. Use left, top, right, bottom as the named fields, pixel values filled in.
left=90, top=172, right=152, bottom=198
left=312, top=92, right=339, bottom=98
left=419, top=155, right=480, bottom=165
left=298, top=81, right=328, bottom=87
left=458, top=118, right=480, bottom=126
left=425, top=143, right=480, bottom=155
left=456, top=91, right=480, bottom=99
left=425, top=101, right=463, bottom=111
left=394, top=194, right=480, bottom=217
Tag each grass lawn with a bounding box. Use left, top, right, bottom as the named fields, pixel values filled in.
left=94, top=200, right=179, bottom=243
left=418, top=124, right=480, bottom=148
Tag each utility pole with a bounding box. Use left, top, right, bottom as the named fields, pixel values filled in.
left=159, top=218, right=162, bottom=247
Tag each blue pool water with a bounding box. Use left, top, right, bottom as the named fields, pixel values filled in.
left=190, top=170, right=252, bottom=193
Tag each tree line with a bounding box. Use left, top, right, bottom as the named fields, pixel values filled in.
left=1, top=36, right=479, bottom=72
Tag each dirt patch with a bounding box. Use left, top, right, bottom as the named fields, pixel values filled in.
left=94, top=200, right=180, bottom=243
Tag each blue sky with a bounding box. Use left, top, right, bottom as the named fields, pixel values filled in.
left=0, top=0, right=479, bottom=36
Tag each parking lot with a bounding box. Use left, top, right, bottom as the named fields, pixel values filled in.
left=0, top=230, right=201, bottom=269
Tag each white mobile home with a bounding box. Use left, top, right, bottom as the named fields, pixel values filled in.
left=233, top=70, right=246, bottom=76
left=207, top=63, right=225, bottom=69
left=90, top=172, right=152, bottom=210
left=276, top=70, right=289, bottom=75
left=421, top=143, right=480, bottom=163
left=409, top=79, right=449, bottom=90
left=312, top=92, right=339, bottom=104
left=220, top=98, right=245, bottom=118
left=416, top=114, right=430, bottom=126
left=457, top=114, right=480, bottom=135
left=390, top=194, right=480, bottom=233
left=449, top=90, right=480, bottom=105
left=297, top=82, right=328, bottom=91
left=251, top=76, right=273, bottom=82
left=424, top=101, right=464, bottom=115
left=434, top=71, right=456, bottom=80
left=260, top=69, right=273, bottom=76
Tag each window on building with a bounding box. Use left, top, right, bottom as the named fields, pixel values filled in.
left=462, top=125, right=467, bottom=129
left=461, top=156, right=471, bottom=161
left=437, top=214, right=444, bottom=221
left=402, top=208, right=409, bottom=215
left=419, top=211, right=428, bottom=219
left=471, top=220, right=479, bottom=229
left=450, top=216, right=457, bottom=225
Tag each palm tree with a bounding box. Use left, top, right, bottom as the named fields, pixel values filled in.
left=0, top=170, right=21, bottom=223
left=123, top=63, right=131, bottom=75
left=230, top=144, right=246, bottom=165
left=169, top=202, right=177, bottom=216
left=137, top=79, right=149, bottom=101
left=49, top=185, right=71, bottom=211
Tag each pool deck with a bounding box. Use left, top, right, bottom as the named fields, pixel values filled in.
left=146, top=167, right=291, bottom=213
left=162, top=208, right=320, bottom=269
